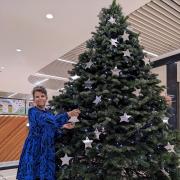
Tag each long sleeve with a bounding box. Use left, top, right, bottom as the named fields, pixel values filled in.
left=45, top=112, right=69, bottom=128
left=28, top=108, right=38, bottom=129
left=28, top=107, right=69, bottom=129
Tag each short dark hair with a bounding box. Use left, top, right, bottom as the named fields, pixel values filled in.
left=32, top=86, right=47, bottom=98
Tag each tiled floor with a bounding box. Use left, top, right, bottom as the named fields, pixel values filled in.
left=0, top=169, right=17, bottom=180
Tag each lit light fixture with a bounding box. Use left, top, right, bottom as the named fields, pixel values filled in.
left=8, top=92, right=18, bottom=98
left=1, top=67, right=5, bottom=69
left=35, top=73, right=69, bottom=81
left=35, top=78, right=49, bottom=86
left=16, top=49, right=22, bottom=52
left=46, top=14, right=54, bottom=19
left=143, top=50, right=158, bottom=57
left=57, top=58, right=77, bottom=64
left=70, top=74, right=80, bottom=80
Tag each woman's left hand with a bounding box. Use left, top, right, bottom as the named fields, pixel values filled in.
left=67, top=109, right=80, bottom=118
left=63, top=123, right=75, bottom=129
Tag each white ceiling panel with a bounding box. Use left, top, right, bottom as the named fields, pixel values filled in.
left=2, top=0, right=180, bottom=97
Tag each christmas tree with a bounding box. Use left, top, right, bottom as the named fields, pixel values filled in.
left=50, top=1, right=179, bottom=179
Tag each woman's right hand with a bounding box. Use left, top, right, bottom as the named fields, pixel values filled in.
left=67, top=109, right=80, bottom=118
left=63, top=122, right=75, bottom=129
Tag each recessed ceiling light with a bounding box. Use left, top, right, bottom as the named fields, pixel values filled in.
left=1, top=66, right=5, bottom=69
left=46, top=14, right=54, bottom=19
left=16, top=49, right=22, bottom=52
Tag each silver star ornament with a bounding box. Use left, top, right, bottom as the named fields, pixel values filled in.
left=93, top=96, right=101, bottom=105
left=143, top=57, right=151, bottom=65
left=120, top=113, right=131, bottom=123
left=85, top=60, right=93, bottom=69
left=84, top=78, right=93, bottom=89
left=111, top=67, right=121, bottom=76
left=83, top=137, right=93, bottom=149
left=68, top=116, right=80, bottom=124
left=122, top=31, right=129, bottom=42
left=165, top=142, right=175, bottom=153
left=111, top=38, right=118, bottom=47
left=132, top=88, right=141, bottom=96
left=108, top=17, right=116, bottom=24
left=123, top=49, right=131, bottom=57
left=60, top=154, right=73, bottom=165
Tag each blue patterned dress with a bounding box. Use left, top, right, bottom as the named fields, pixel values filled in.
left=16, top=106, right=69, bottom=180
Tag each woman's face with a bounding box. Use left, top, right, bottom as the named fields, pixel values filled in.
left=33, top=91, right=47, bottom=108
left=165, top=96, right=172, bottom=106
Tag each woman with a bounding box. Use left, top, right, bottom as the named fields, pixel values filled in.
left=16, top=86, right=80, bottom=180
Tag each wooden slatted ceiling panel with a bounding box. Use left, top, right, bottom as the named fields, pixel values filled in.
left=128, top=0, right=180, bottom=56
left=0, top=115, right=28, bottom=162
left=59, top=0, right=180, bottom=61
left=60, top=42, right=87, bottom=63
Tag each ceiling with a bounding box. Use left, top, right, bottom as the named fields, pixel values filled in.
left=129, top=0, right=180, bottom=56
left=59, top=0, right=180, bottom=60
left=1, top=0, right=179, bottom=100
